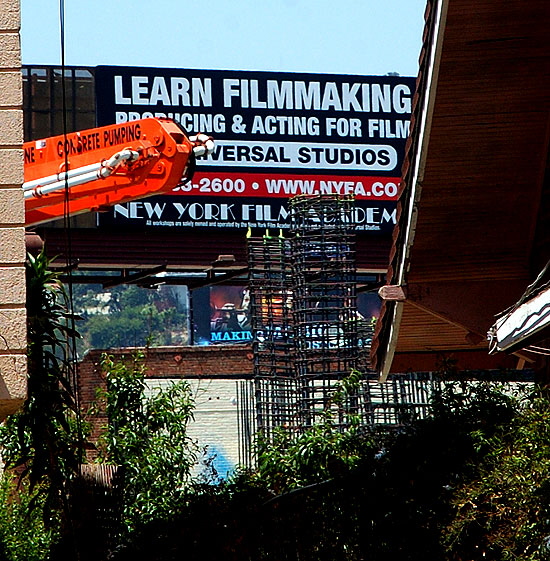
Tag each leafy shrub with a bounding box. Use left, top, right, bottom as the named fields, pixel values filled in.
left=444, top=387, right=550, bottom=561
left=97, top=353, right=200, bottom=532
left=0, top=474, right=58, bottom=561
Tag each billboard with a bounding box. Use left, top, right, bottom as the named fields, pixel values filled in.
left=192, top=286, right=252, bottom=346
left=95, top=66, right=414, bottom=234
left=191, top=285, right=380, bottom=347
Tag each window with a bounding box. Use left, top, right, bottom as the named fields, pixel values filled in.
left=23, top=65, right=96, bottom=141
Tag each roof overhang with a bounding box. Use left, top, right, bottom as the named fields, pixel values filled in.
left=377, top=0, right=449, bottom=380
left=370, top=0, right=550, bottom=379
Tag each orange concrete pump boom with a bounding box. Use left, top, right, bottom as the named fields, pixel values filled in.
left=23, top=118, right=213, bottom=226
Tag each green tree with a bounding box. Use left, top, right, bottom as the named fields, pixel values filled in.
left=0, top=251, right=87, bottom=559
left=0, top=475, right=58, bottom=561
left=0, top=251, right=84, bottom=513
left=444, top=387, right=550, bottom=561
left=76, top=284, right=189, bottom=353
left=96, top=353, right=200, bottom=533
left=108, top=378, right=550, bottom=561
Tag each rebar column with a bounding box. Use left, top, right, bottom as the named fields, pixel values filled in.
left=248, top=233, right=298, bottom=434
left=290, top=195, right=361, bottom=427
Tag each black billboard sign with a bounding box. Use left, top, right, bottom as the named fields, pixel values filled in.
left=95, top=66, right=415, bottom=233
left=191, top=285, right=381, bottom=347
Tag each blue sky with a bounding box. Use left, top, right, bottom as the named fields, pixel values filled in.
left=21, top=0, right=426, bottom=77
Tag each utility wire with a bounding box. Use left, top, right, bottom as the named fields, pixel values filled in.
left=59, top=2, right=85, bottom=559
left=59, top=0, right=84, bottom=461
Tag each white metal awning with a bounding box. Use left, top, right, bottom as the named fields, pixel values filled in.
left=488, top=286, right=550, bottom=354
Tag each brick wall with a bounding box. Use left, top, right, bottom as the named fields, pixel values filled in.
left=0, top=0, right=26, bottom=420
left=78, top=345, right=255, bottom=471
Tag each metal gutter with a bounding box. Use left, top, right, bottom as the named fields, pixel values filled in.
left=378, top=0, right=450, bottom=381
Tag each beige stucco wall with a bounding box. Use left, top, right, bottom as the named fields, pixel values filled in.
left=0, top=0, right=27, bottom=420
left=146, top=378, right=248, bottom=477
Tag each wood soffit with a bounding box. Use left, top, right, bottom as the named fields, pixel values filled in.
left=372, top=0, right=550, bottom=374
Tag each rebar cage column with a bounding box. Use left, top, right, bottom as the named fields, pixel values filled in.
left=290, top=195, right=361, bottom=427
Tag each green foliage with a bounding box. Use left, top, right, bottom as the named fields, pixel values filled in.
left=361, top=381, right=520, bottom=560
left=0, top=251, right=85, bottom=516
left=0, top=474, right=59, bottom=561
left=86, top=304, right=159, bottom=349
left=0, top=251, right=89, bottom=558
left=74, top=284, right=189, bottom=353
left=254, top=369, right=374, bottom=494
left=97, top=353, right=200, bottom=532
left=444, top=387, right=550, bottom=561
left=108, top=378, right=550, bottom=561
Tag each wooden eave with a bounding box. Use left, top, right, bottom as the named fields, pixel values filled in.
left=371, top=0, right=550, bottom=378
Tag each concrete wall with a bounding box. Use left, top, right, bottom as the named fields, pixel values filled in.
left=0, top=0, right=27, bottom=420
left=146, top=377, right=245, bottom=478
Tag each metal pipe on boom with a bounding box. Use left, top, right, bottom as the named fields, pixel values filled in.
left=23, top=118, right=214, bottom=226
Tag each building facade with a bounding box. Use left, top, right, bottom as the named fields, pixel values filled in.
left=0, top=0, right=27, bottom=420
